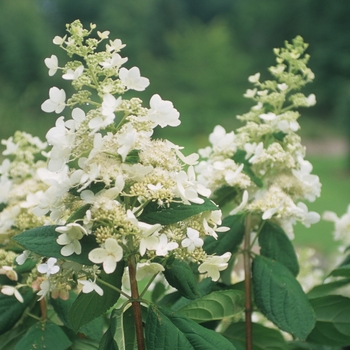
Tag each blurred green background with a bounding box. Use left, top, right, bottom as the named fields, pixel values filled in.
left=0, top=0, right=349, bottom=255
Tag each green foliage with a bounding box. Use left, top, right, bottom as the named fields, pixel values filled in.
left=145, top=304, right=237, bottom=349
left=307, top=296, right=350, bottom=346
left=223, top=322, right=288, bottom=350
left=163, top=259, right=200, bottom=300
left=0, top=289, right=34, bottom=335
left=177, top=289, right=245, bottom=323
left=258, top=221, right=299, bottom=276
left=14, top=321, right=72, bottom=350
left=139, top=197, right=218, bottom=225
left=204, top=214, right=245, bottom=256
left=13, top=225, right=98, bottom=265
left=252, top=255, right=316, bottom=340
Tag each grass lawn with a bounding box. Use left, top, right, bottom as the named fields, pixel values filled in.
left=293, top=155, right=350, bottom=255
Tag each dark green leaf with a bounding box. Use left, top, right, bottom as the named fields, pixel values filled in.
left=12, top=225, right=98, bottom=265
left=223, top=322, right=288, bottom=350
left=258, top=221, right=299, bottom=276
left=71, top=338, right=100, bottom=350
left=307, top=295, right=350, bottom=346
left=98, top=329, right=118, bottom=350
left=0, top=288, right=34, bottom=335
left=68, top=261, right=124, bottom=332
left=14, top=258, right=37, bottom=274
left=211, top=185, right=237, bottom=208
left=177, top=289, right=245, bottom=322
left=145, top=304, right=237, bottom=349
left=307, top=279, right=350, bottom=299
left=14, top=321, right=72, bottom=350
left=66, top=204, right=91, bottom=224
left=252, top=255, right=316, bottom=340
left=273, top=131, right=287, bottom=141
left=125, top=149, right=140, bottom=164
left=287, top=341, right=339, bottom=349
left=164, top=259, right=200, bottom=300
left=51, top=291, right=105, bottom=340
left=232, top=150, right=263, bottom=187
left=139, top=197, right=218, bottom=225
left=328, top=264, right=350, bottom=278
left=204, top=214, right=245, bottom=255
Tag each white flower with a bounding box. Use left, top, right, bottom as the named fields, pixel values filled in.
left=1, top=285, right=23, bottom=303
left=248, top=73, right=260, bottom=83
left=41, top=87, right=66, bottom=114
left=117, top=124, right=137, bottom=162
left=198, top=252, right=232, bottom=281
left=262, top=199, right=285, bottom=220
left=53, top=35, right=66, bottom=45
left=323, top=205, right=350, bottom=242
left=62, top=65, right=84, bottom=80
left=295, top=202, right=320, bottom=228
left=44, top=55, right=59, bottom=76
left=119, top=66, right=150, bottom=91
left=230, top=190, right=249, bottom=215
left=16, top=250, right=30, bottom=265
left=260, top=112, right=277, bottom=122
left=106, top=38, right=126, bottom=52
left=97, top=30, right=110, bottom=39
left=89, top=238, right=123, bottom=274
left=181, top=228, right=203, bottom=253
left=101, top=94, right=122, bottom=117
left=78, top=279, right=104, bottom=296
left=37, top=280, right=51, bottom=301
left=37, top=257, right=60, bottom=277
left=99, top=53, right=128, bottom=69
left=209, top=125, right=236, bottom=154
left=136, top=262, right=164, bottom=281
left=56, top=223, right=87, bottom=256
left=0, top=266, right=18, bottom=281
left=147, top=94, right=180, bottom=128
left=306, top=94, right=316, bottom=106
left=155, top=234, right=178, bottom=256
left=248, top=142, right=264, bottom=164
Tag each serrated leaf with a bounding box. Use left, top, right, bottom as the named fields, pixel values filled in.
left=12, top=225, right=98, bottom=265
left=145, top=305, right=237, bottom=350
left=68, top=261, right=124, bottom=332
left=252, top=255, right=316, bottom=340
left=258, top=221, right=299, bottom=276
left=0, top=288, right=34, bottom=335
left=204, top=214, right=245, bottom=256
left=177, top=289, right=244, bottom=322
left=307, top=295, right=350, bottom=346
left=163, top=259, right=200, bottom=300
left=139, top=197, right=218, bottom=225
left=223, top=322, right=288, bottom=350
left=307, top=279, right=350, bottom=299
left=14, top=321, right=72, bottom=350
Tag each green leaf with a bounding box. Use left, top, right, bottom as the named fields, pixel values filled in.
left=0, top=288, right=34, bottom=335
left=204, top=214, right=245, bottom=255
left=139, top=196, right=218, bottom=225
left=71, top=338, right=100, bottom=350
left=68, top=261, right=124, bottom=332
left=252, top=255, right=316, bottom=340
left=328, top=264, right=350, bottom=278
left=66, top=204, right=91, bottom=224
left=145, top=304, right=237, bottom=350
left=258, top=221, right=299, bottom=276
left=307, top=279, right=350, bottom=299
left=223, top=322, right=288, bottom=350
left=14, top=321, right=72, bottom=350
left=163, top=259, right=200, bottom=300
left=12, top=225, right=98, bottom=265
left=211, top=185, right=237, bottom=208
left=125, top=149, right=140, bottom=164
left=232, top=150, right=263, bottom=187
left=177, top=289, right=244, bottom=323
left=307, top=295, right=350, bottom=346
left=114, top=306, right=137, bottom=350
left=273, top=131, right=287, bottom=141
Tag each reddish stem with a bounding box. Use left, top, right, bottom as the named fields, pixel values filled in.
left=128, top=256, right=145, bottom=350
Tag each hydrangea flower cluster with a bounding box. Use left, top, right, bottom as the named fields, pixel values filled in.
left=196, top=36, right=321, bottom=238
left=1, top=20, right=231, bottom=302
